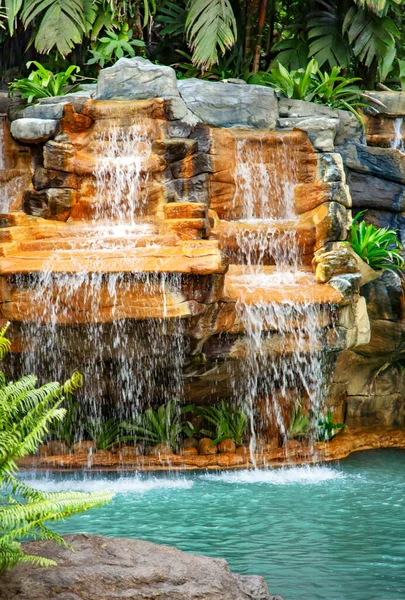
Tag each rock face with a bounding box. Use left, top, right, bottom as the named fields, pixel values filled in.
left=0, top=534, right=280, bottom=600
left=2, top=58, right=404, bottom=435
left=178, top=78, right=278, bottom=129
left=95, top=57, right=180, bottom=101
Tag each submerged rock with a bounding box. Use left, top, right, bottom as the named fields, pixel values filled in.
left=0, top=534, right=282, bottom=600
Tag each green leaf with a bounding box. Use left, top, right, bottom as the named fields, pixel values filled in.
left=185, top=0, right=237, bottom=71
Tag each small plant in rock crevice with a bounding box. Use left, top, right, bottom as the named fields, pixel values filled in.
left=8, top=62, right=83, bottom=104
left=347, top=210, right=404, bottom=273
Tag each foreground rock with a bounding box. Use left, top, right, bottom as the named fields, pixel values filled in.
left=0, top=534, right=282, bottom=600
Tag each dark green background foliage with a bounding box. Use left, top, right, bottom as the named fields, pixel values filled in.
left=1, top=1, right=405, bottom=90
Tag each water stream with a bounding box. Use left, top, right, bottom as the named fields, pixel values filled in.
left=229, top=136, right=336, bottom=445
left=391, top=118, right=405, bottom=152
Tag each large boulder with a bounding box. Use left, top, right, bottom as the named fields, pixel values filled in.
left=177, top=78, right=278, bottom=129
left=96, top=57, right=179, bottom=101
left=0, top=534, right=281, bottom=600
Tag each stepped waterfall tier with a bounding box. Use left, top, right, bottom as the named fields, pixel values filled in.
left=1, top=59, right=405, bottom=473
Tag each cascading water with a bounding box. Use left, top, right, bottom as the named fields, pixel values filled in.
left=229, top=135, right=336, bottom=449
left=391, top=118, right=404, bottom=152
left=13, top=122, right=186, bottom=446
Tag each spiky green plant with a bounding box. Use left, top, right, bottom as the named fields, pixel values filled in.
left=198, top=401, right=248, bottom=446
left=0, top=323, right=113, bottom=571
left=85, top=418, right=122, bottom=450
left=121, top=400, right=182, bottom=448
left=347, top=211, right=404, bottom=273
left=288, top=406, right=310, bottom=439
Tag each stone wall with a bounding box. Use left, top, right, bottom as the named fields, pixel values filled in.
left=2, top=58, right=403, bottom=429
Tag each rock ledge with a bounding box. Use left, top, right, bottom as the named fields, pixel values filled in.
left=0, top=534, right=283, bottom=600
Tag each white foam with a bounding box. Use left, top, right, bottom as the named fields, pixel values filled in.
left=202, top=466, right=344, bottom=485
left=20, top=475, right=194, bottom=495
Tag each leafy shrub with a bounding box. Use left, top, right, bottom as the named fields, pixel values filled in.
left=121, top=400, right=182, bottom=448
left=316, top=412, right=346, bottom=442
left=9, top=61, right=81, bottom=104
left=199, top=401, right=248, bottom=446
left=247, top=59, right=369, bottom=122
left=288, top=406, right=310, bottom=439
left=87, top=25, right=145, bottom=69
left=0, top=323, right=113, bottom=571
left=347, top=211, right=404, bottom=273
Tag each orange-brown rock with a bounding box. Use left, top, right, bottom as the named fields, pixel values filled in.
left=198, top=438, right=218, bottom=455
left=72, top=440, right=96, bottom=454
left=147, top=443, right=173, bottom=457
left=179, top=447, right=199, bottom=457
left=46, top=441, right=70, bottom=456
left=119, top=445, right=143, bottom=458
left=218, top=439, right=236, bottom=453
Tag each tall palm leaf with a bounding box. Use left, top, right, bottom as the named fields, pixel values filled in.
left=186, top=0, right=237, bottom=71
left=21, top=0, right=86, bottom=56
left=343, top=4, right=400, bottom=81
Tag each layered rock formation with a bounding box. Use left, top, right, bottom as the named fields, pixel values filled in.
left=0, top=57, right=403, bottom=444
left=0, top=534, right=280, bottom=600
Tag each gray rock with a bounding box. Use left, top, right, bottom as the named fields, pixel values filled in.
left=347, top=169, right=405, bottom=212
left=10, top=117, right=59, bottom=143
left=17, top=103, right=66, bottom=120
left=0, top=534, right=279, bottom=600
left=362, top=91, right=405, bottom=116
left=342, top=141, right=405, bottom=184
left=165, top=173, right=209, bottom=204
left=278, top=116, right=337, bottom=151
left=95, top=57, right=180, bottom=101
left=278, top=97, right=339, bottom=119
left=23, top=188, right=77, bottom=221
left=178, top=78, right=278, bottom=129
left=335, top=109, right=364, bottom=146
left=317, top=153, right=346, bottom=182
left=362, top=271, right=403, bottom=321
left=329, top=273, right=361, bottom=301
left=37, top=91, right=92, bottom=105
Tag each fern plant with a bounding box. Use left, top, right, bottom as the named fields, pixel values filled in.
left=0, top=323, right=113, bottom=571
left=347, top=211, right=404, bottom=272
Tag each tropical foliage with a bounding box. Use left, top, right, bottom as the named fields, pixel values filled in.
left=316, top=412, right=346, bottom=441
left=347, top=211, right=405, bottom=272
left=288, top=406, right=310, bottom=439
left=121, top=400, right=182, bottom=447
left=198, top=401, right=248, bottom=446
left=1, top=1, right=405, bottom=90
left=8, top=62, right=81, bottom=104
left=0, top=324, right=113, bottom=571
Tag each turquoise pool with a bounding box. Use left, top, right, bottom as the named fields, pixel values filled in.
left=23, top=450, right=405, bottom=600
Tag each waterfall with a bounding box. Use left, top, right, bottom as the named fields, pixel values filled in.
left=391, top=118, right=404, bottom=152
left=0, top=117, right=5, bottom=170
left=14, top=124, right=186, bottom=444
left=229, top=135, right=336, bottom=449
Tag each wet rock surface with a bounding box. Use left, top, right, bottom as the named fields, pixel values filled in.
left=0, top=534, right=280, bottom=600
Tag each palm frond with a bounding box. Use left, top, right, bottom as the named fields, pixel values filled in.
left=186, top=0, right=237, bottom=71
